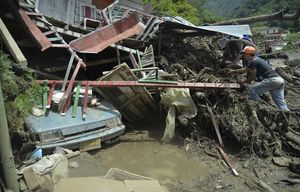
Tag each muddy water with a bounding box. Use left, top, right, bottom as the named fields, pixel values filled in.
left=91, top=117, right=249, bottom=191
left=94, top=141, right=209, bottom=186
left=91, top=123, right=299, bottom=191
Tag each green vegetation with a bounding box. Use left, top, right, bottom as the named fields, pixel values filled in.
left=0, top=51, right=44, bottom=132
left=231, top=0, right=300, bottom=18
left=144, top=0, right=218, bottom=25
left=282, top=33, right=300, bottom=51
left=231, top=0, right=300, bottom=30
left=205, top=0, right=300, bottom=30
left=204, top=0, right=244, bottom=18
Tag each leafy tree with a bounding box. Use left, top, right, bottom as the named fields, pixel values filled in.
left=144, top=0, right=217, bottom=25
left=189, top=0, right=219, bottom=23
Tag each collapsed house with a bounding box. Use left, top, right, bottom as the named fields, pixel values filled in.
left=1, top=0, right=300, bottom=191
left=0, top=0, right=299, bottom=160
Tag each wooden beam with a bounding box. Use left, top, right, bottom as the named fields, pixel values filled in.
left=72, top=81, right=81, bottom=118
left=0, top=18, right=27, bottom=66
left=60, top=59, right=83, bottom=115
left=206, top=103, right=224, bottom=147
left=18, top=10, right=52, bottom=51
left=43, top=56, right=130, bottom=72
left=83, top=81, right=89, bottom=120
left=47, top=83, right=56, bottom=109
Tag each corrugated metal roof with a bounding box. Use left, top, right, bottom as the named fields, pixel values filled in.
left=160, top=16, right=217, bottom=35
left=198, top=25, right=252, bottom=38
left=161, top=16, right=252, bottom=38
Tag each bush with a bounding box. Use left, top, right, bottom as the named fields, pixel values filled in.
left=0, top=51, right=44, bottom=132
left=282, top=33, right=300, bottom=51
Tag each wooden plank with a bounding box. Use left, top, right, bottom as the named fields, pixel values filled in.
left=61, top=52, right=75, bottom=91
left=129, top=52, right=139, bottom=68
left=101, top=10, right=111, bottom=25
left=25, top=11, right=43, bottom=16
left=83, top=81, right=89, bottom=120
left=48, top=36, right=63, bottom=42
left=116, top=47, right=121, bottom=65
left=96, top=63, right=156, bottom=122
left=60, top=59, right=83, bottom=115
left=104, top=168, right=153, bottom=181
left=18, top=10, right=52, bottom=51
left=0, top=18, right=27, bottom=66
left=42, top=80, right=48, bottom=112
left=111, top=44, right=144, bottom=55
left=43, top=30, right=56, bottom=36
left=72, top=81, right=81, bottom=118
left=124, top=180, right=166, bottom=192
left=135, top=16, right=154, bottom=40
left=47, top=82, right=56, bottom=108
left=51, top=44, right=69, bottom=48
left=206, top=103, right=224, bottom=147
left=54, top=177, right=126, bottom=192
left=217, top=146, right=239, bottom=176
left=44, top=56, right=129, bottom=73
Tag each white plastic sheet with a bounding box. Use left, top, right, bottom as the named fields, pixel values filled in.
left=160, top=88, right=197, bottom=142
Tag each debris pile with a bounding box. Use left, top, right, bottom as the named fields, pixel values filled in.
left=159, top=35, right=300, bottom=158
left=1, top=0, right=300, bottom=191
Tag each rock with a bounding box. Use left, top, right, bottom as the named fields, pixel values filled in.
left=272, top=157, right=291, bottom=167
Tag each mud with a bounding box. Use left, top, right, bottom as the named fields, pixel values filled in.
left=93, top=37, right=300, bottom=192
left=94, top=117, right=299, bottom=192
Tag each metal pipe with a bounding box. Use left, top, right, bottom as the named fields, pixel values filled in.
left=0, top=81, right=19, bottom=192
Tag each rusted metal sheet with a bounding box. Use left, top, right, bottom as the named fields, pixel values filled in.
left=92, top=0, right=114, bottom=9
left=37, top=68, right=241, bottom=123
left=38, top=80, right=241, bottom=89
left=69, top=14, right=145, bottom=53
left=18, top=10, right=52, bottom=51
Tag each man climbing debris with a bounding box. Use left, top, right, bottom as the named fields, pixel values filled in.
left=229, top=46, right=289, bottom=111
left=219, top=37, right=259, bottom=68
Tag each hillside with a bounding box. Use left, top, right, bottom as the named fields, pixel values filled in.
left=204, top=0, right=245, bottom=18
left=205, top=0, right=300, bottom=18
left=230, top=0, right=300, bottom=18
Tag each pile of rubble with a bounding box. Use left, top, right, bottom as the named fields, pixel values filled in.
left=160, top=35, right=300, bottom=158
left=1, top=0, right=300, bottom=191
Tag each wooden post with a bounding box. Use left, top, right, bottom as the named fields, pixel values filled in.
left=0, top=18, right=27, bottom=66
left=47, top=82, right=56, bottom=109
left=206, top=103, right=224, bottom=147
left=116, top=47, right=121, bottom=65
left=83, top=81, right=89, bottom=120
left=72, top=81, right=81, bottom=118
left=0, top=82, right=19, bottom=192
